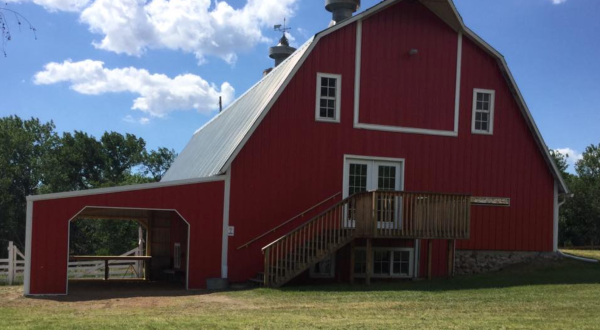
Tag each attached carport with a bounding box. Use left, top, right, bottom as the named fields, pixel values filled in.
left=24, top=177, right=226, bottom=296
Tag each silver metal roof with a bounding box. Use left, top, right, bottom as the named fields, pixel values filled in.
left=162, top=38, right=313, bottom=181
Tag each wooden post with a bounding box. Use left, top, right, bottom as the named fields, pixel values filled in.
left=427, top=239, right=433, bottom=280
left=137, top=226, right=144, bottom=278
left=447, top=239, right=455, bottom=278
left=146, top=213, right=153, bottom=281
left=104, top=259, right=109, bottom=280
left=349, top=240, right=356, bottom=284
left=264, top=249, right=270, bottom=287
left=365, top=238, right=372, bottom=286
left=7, top=241, right=14, bottom=285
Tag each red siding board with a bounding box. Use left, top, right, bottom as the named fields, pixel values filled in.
left=30, top=181, right=224, bottom=295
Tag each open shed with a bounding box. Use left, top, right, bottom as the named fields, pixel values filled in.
left=24, top=177, right=226, bottom=295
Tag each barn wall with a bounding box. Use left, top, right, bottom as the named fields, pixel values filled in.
left=29, top=181, right=224, bottom=295
left=227, top=0, right=555, bottom=282
left=359, top=1, right=457, bottom=131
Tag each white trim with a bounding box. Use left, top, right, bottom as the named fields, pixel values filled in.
left=354, top=247, right=415, bottom=278
left=454, top=32, right=463, bottom=132
left=353, top=19, right=362, bottom=126
left=352, top=30, right=463, bottom=138
left=315, top=72, right=342, bottom=123
left=471, top=88, right=495, bottom=135
left=24, top=200, right=33, bottom=296
left=218, top=0, right=399, bottom=175
left=553, top=181, right=559, bottom=252
left=342, top=154, right=406, bottom=199
left=66, top=206, right=192, bottom=293
left=26, top=176, right=226, bottom=202
left=221, top=168, right=232, bottom=278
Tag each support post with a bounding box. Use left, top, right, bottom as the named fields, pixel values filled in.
left=447, top=240, right=455, bottom=278
left=349, top=240, right=356, bottom=284
left=7, top=241, right=14, bottom=285
left=365, top=238, right=372, bottom=286
left=146, top=212, right=153, bottom=281
left=264, top=249, right=270, bottom=287
left=104, top=259, right=109, bottom=281
left=137, top=226, right=144, bottom=277
left=427, top=239, right=433, bottom=280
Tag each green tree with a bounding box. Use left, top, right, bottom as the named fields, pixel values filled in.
left=0, top=116, right=55, bottom=253
left=142, top=147, right=177, bottom=181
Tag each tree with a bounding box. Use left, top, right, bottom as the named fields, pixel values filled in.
left=0, top=115, right=178, bottom=256
left=0, top=116, right=55, bottom=253
left=0, top=6, right=37, bottom=57
left=557, top=144, right=600, bottom=247
left=142, top=147, right=177, bottom=181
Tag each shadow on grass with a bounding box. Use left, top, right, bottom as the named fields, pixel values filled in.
left=28, top=281, right=213, bottom=302
left=276, top=259, right=600, bottom=293
left=29, top=259, right=600, bottom=302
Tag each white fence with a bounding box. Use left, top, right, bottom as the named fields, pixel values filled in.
left=0, top=242, right=25, bottom=285
left=1, top=242, right=145, bottom=285
left=68, top=247, right=144, bottom=280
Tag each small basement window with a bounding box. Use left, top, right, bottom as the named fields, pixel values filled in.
left=354, top=248, right=414, bottom=278
left=310, top=254, right=335, bottom=278
left=315, top=73, right=341, bottom=123
left=472, top=89, right=495, bottom=135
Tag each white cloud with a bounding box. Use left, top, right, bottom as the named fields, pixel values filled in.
left=78, top=0, right=299, bottom=63
left=555, top=148, right=583, bottom=170
left=5, top=0, right=90, bottom=12
left=550, top=0, right=568, bottom=4
left=34, top=59, right=235, bottom=118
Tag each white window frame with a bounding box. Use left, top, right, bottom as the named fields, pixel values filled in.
left=174, top=243, right=181, bottom=269
left=315, top=73, right=342, bottom=123
left=471, top=88, right=495, bottom=135
left=354, top=247, right=415, bottom=278
left=309, top=253, right=335, bottom=278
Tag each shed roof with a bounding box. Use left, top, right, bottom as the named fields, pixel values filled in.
left=162, top=38, right=313, bottom=181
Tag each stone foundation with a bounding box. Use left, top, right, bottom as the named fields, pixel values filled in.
left=455, top=250, right=561, bottom=275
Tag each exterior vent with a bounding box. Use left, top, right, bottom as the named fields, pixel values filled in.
left=269, top=34, right=296, bottom=67
left=325, top=0, right=360, bottom=27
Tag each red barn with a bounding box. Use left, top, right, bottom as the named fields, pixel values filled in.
left=24, top=0, right=569, bottom=295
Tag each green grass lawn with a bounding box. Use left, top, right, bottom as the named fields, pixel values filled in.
left=561, top=249, right=600, bottom=261
left=1, top=259, right=600, bottom=329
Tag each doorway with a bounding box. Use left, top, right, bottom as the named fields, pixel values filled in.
left=343, top=155, right=405, bottom=228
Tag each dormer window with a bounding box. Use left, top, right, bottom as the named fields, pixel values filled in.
left=472, top=89, right=495, bottom=135
left=315, top=73, right=341, bottom=123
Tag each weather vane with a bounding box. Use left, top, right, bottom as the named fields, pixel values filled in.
left=274, top=18, right=291, bottom=36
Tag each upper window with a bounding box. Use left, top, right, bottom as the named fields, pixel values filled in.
left=471, top=89, right=495, bottom=135
left=315, top=73, right=341, bottom=123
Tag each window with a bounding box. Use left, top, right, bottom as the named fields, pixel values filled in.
left=353, top=248, right=414, bottom=278
left=174, top=243, right=181, bottom=269
left=310, top=254, right=335, bottom=278
left=472, top=89, right=495, bottom=134
left=315, top=73, right=341, bottom=122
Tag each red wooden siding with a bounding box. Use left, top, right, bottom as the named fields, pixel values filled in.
left=359, top=1, right=457, bottom=131
left=29, top=181, right=224, bottom=295
left=228, top=1, right=555, bottom=281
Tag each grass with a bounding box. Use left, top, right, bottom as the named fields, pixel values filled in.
left=1, top=259, right=600, bottom=329
left=561, top=249, right=600, bottom=261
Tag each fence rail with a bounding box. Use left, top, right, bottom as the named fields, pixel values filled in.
left=0, top=242, right=25, bottom=285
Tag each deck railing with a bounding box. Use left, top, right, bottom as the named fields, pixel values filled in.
left=261, top=190, right=471, bottom=287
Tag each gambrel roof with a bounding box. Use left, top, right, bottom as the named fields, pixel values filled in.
left=162, top=0, right=569, bottom=194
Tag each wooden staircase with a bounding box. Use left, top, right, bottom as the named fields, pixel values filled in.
left=261, top=191, right=471, bottom=288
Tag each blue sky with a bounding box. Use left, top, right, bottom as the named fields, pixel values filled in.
left=1, top=0, right=598, bottom=172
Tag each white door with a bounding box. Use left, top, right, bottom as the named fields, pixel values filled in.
left=343, top=157, right=403, bottom=228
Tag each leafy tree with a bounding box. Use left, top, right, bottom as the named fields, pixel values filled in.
left=0, top=115, right=177, bottom=256
left=557, top=145, right=600, bottom=247
left=142, top=147, right=177, bottom=181
left=0, top=116, right=55, bottom=255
